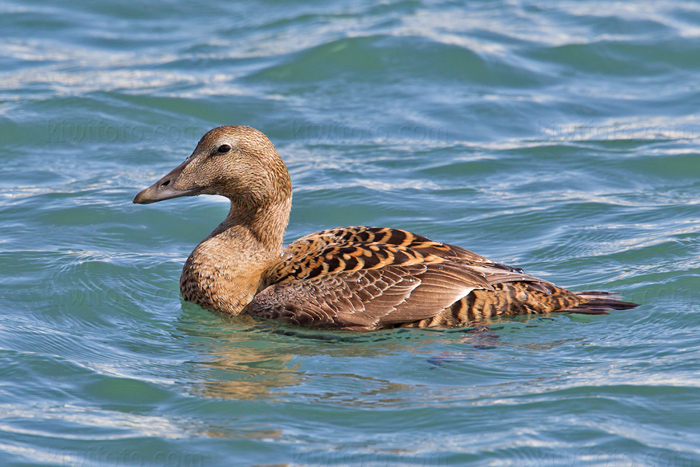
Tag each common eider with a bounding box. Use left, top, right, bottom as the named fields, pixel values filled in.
left=133, top=126, right=637, bottom=330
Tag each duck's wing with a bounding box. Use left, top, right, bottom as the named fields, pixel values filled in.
left=250, top=228, right=551, bottom=330
left=250, top=243, right=488, bottom=330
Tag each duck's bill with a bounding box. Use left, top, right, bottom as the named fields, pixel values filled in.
left=133, top=160, right=202, bottom=204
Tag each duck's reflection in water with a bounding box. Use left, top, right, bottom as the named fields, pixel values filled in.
left=178, top=307, right=584, bottom=415
left=178, top=311, right=448, bottom=401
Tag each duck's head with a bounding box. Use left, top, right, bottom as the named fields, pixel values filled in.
left=133, top=125, right=292, bottom=208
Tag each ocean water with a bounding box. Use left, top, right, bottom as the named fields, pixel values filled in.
left=1, top=0, right=700, bottom=465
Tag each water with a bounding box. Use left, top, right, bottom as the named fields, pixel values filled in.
left=1, top=0, right=699, bottom=465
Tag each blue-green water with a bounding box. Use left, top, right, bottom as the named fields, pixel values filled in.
left=2, top=0, right=700, bottom=465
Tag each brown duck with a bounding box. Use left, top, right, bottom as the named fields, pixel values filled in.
left=133, top=126, right=637, bottom=331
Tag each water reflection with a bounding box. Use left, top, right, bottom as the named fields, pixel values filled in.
left=176, top=309, right=455, bottom=401
left=174, top=308, right=572, bottom=402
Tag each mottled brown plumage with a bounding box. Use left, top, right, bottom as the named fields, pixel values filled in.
left=133, top=125, right=638, bottom=330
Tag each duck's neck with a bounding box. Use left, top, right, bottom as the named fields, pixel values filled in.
left=214, top=196, right=291, bottom=253
left=180, top=196, right=292, bottom=315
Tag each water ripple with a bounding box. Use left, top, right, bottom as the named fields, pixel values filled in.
left=1, top=0, right=700, bottom=465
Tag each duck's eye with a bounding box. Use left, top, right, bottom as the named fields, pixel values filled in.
left=217, top=144, right=232, bottom=154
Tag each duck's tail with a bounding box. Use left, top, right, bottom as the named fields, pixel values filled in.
left=565, top=291, right=639, bottom=315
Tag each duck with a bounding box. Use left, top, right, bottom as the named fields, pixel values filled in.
left=133, top=125, right=638, bottom=331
